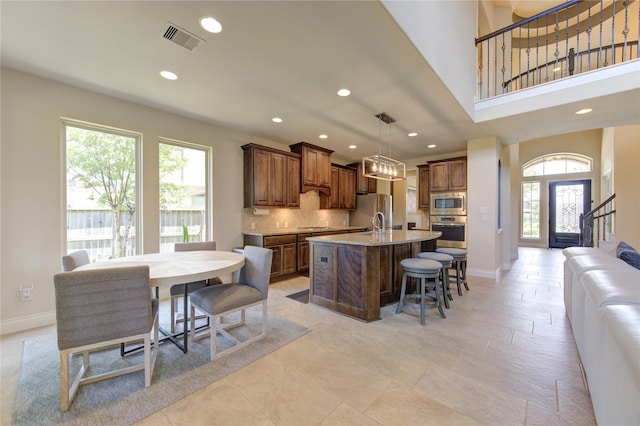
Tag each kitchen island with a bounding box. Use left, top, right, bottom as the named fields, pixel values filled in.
left=307, top=230, right=442, bottom=322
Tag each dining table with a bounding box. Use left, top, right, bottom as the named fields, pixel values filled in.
left=75, top=250, right=245, bottom=353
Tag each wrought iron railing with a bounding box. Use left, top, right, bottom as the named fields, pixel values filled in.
left=476, top=0, right=640, bottom=100
left=580, top=193, right=616, bottom=247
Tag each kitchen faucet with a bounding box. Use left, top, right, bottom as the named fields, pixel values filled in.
left=373, top=211, right=385, bottom=234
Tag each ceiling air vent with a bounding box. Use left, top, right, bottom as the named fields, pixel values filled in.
left=162, top=22, right=204, bottom=51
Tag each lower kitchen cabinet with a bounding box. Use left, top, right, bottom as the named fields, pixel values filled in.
left=244, top=234, right=297, bottom=279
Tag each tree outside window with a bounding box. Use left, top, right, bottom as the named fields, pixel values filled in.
left=65, top=123, right=140, bottom=260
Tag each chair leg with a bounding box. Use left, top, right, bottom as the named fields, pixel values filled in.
left=171, top=297, right=177, bottom=333
left=210, top=316, right=218, bottom=362
left=396, top=273, right=408, bottom=314
left=144, top=334, right=151, bottom=387
left=420, top=277, right=426, bottom=326
left=60, top=352, right=70, bottom=411
left=462, top=260, right=469, bottom=291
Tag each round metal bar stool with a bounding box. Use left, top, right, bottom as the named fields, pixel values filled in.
left=417, top=252, right=454, bottom=308
left=395, top=258, right=445, bottom=325
left=436, top=247, right=468, bottom=296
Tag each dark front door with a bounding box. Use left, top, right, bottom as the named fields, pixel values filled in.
left=549, top=180, right=592, bottom=248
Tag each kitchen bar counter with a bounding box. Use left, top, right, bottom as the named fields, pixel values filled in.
left=308, top=230, right=442, bottom=321
left=306, top=229, right=441, bottom=246
left=243, top=226, right=365, bottom=237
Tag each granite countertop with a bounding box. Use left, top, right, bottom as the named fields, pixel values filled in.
left=306, top=230, right=442, bottom=246
left=242, top=226, right=366, bottom=237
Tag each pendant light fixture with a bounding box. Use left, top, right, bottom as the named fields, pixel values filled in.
left=362, top=113, right=406, bottom=181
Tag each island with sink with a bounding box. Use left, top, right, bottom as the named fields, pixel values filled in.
left=307, top=229, right=442, bottom=322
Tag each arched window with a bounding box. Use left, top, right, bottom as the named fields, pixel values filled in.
left=522, top=153, right=592, bottom=177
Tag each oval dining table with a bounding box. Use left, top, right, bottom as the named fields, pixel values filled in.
left=75, top=250, right=245, bottom=353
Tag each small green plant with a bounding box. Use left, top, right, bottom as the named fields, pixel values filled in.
left=182, top=225, right=189, bottom=243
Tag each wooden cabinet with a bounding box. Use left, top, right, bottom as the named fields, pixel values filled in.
left=347, top=162, right=377, bottom=194
left=289, top=142, right=333, bottom=194
left=429, top=157, right=467, bottom=192
left=243, top=234, right=297, bottom=278
left=320, top=164, right=356, bottom=209
left=242, top=144, right=301, bottom=207
left=297, top=233, right=311, bottom=272
left=417, top=164, right=430, bottom=210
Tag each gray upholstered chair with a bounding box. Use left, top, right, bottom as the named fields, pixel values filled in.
left=189, top=245, right=272, bottom=361
left=53, top=265, right=159, bottom=411
left=171, top=241, right=222, bottom=332
left=61, top=249, right=90, bottom=271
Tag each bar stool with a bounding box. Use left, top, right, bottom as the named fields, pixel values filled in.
left=417, top=252, right=454, bottom=308
left=436, top=247, right=468, bottom=296
left=395, top=258, right=445, bottom=325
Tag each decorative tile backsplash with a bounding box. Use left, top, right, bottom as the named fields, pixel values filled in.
left=241, top=191, right=349, bottom=232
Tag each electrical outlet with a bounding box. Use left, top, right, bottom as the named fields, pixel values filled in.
left=20, top=285, right=33, bottom=302
left=250, top=222, right=256, bottom=230
left=275, top=222, right=280, bottom=229
left=284, top=221, right=288, bottom=228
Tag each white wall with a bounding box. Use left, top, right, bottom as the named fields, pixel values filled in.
left=467, top=136, right=502, bottom=278
left=382, top=0, right=478, bottom=118
left=0, top=68, right=289, bottom=333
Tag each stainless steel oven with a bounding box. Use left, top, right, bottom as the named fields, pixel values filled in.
left=431, top=215, right=467, bottom=249
left=430, top=192, right=466, bottom=216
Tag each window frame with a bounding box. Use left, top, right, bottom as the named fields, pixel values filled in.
left=158, top=137, right=213, bottom=252
left=62, top=118, right=143, bottom=257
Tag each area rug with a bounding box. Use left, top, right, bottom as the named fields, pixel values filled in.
left=285, top=289, right=309, bottom=304
left=14, top=310, right=309, bottom=425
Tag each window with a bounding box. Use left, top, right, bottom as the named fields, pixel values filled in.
left=159, top=139, right=211, bottom=253
left=64, top=120, right=140, bottom=260
left=521, top=181, right=540, bottom=239
left=522, top=153, right=592, bottom=177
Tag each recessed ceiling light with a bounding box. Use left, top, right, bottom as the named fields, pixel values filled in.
left=349, top=145, right=357, bottom=149
left=576, top=108, right=593, bottom=115
left=200, top=17, right=222, bottom=33
left=319, top=134, right=328, bottom=139
left=408, top=132, right=418, bottom=137
left=427, top=144, right=436, bottom=149
left=272, top=117, right=283, bottom=123
left=160, top=70, right=178, bottom=80
left=337, top=88, right=351, bottom=97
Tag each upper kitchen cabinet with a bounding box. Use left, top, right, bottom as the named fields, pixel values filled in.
left=289, top=142, right=333, bottom=194
left=417, top=164, right=430, bottom=210
left=347, top=162, right=377, bottom=194
left=242, top=144, right=301, bottom=208
left=429, top=157, right=467, bottom=192
left=320, top=164, right=356, bottom=209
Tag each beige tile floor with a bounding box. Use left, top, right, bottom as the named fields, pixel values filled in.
left=1, top=247, right=596, bottom=425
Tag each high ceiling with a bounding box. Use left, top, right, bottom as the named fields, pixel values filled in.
left=1, top=1, right=636, bottom=163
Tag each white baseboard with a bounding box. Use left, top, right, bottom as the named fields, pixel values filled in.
left=1, top=310, right=56, bottom=336
left=467, top=267, right=501, bottom=280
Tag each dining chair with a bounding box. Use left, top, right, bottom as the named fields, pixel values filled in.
left=189, top=245, right=272, bottom=361
left=61, top=249, right=90, bottom=271
left=171, top=241, right=222, bottom=332
left=53, top=265, right=159, bottom=411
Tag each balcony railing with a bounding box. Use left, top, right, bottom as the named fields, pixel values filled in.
left=475, top=0, right=640, bottom=100
left=580, top=193, right=616, bottom=247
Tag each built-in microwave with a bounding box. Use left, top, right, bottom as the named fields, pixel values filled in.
left=430, top=192, right=466, bottom=216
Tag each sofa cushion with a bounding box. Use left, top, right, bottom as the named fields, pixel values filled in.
left=616, top=241, right=640, bottom=270
left=600, top=305, right=640, bottom=389
left=582, top=269, right=640, bottom=308
left=567, top=253, right=623, bottom=277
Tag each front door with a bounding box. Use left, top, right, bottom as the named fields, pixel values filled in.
left=549, top=180, right=592, bottom=248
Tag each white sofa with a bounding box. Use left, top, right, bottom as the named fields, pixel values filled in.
left=563, top=246, right=640, bottom=426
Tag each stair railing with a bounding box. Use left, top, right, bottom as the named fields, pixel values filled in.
left=475, top=0, right=639, bottom=100
left=580, top=193, right=616, bottom=247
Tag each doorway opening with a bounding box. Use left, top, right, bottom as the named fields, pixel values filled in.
left=549, top=179, right=592, bottom=248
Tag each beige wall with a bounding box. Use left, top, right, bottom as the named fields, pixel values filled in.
left=0, top=68, right=295, bottom=332
left=467, top=136, right=502, bottom=278
left=611, top=125, right=640, bottom=248
left=517, top=130, right=602, bottom=248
